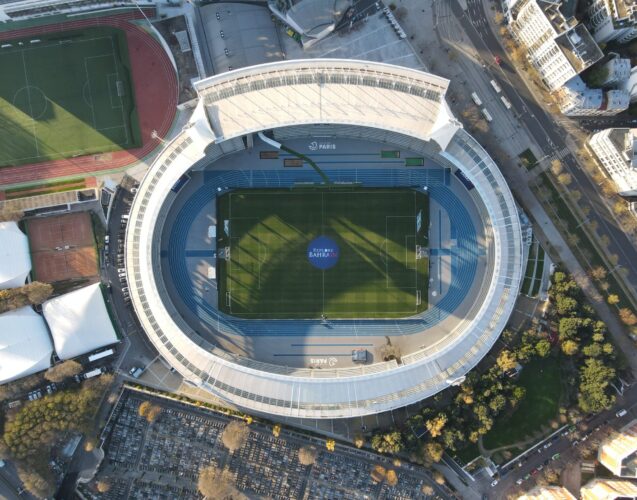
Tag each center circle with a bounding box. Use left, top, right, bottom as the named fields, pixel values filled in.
left=307, top=235, right=340, bottom=270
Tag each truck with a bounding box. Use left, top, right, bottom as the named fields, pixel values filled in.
left=490, top=79, right=502, bottom=93
left=471, top=92, right=482, bottom=106
left=83, top=368, right=103, bottom=380
left=481, top=108, right=493, bottom=122
left=88, top=348, right=114, bottom=363
left=500, top=96, right=512, bottom=109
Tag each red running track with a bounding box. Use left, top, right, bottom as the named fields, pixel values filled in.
left=0, top=10, right=178, bottom=186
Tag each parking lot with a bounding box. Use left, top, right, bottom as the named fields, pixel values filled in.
left=89, top=388, right=448, bottom=499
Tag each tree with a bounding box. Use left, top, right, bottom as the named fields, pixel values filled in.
left=385, top=469, right=398, bottom=486
left=555, top=295, right=579, bottom=316
left=44, top=360, right=82, bottom=383
left=549, top=159, right=563, bottom=175
left=84, top=438, right=97, bottom=452
left=561, top=339, right=579, bottom=356
left=432, top=470, right=446, bottom=485
left=557, top=173, right=572, bottom=186
left=619, top=308, right=637, bottom=326
left=18, top=467, right=54, bottom=499
left=578, top=358, right=616, bottom=413
left=325, top=439, right=336, bottom=452
left=197, top=465, right=242, bottom=500
left=298, top=445, right=318, bottom=466
left=96, top=480, right=111, bottom=493
left=582, top=343, right=602, bottom=358
left=371, top=431, right=403, bottom=454
left=353, top=433, right=364, bottom=448
left=370, top=465, right=386, bottom=483
left=138, top=401, right=152, bottom=418
left=535, top=339, right=552, bottom=358
left=494, top=11, right=504, bottom=24
left=425, top=414, right=447, bottom=438
left=272, top=424, right=281, bottom=437
left=421, top=442, right=444, bottom=463
left=559, top=317, right=582, bottom=341
left=496, top=350, right=517, bottom=372
left=422, top=484, right=435, bottom=495
left=146, top=405, right=162, bottom=423
left=221, top=420, right=249, bottom=453
left=607, top=294, right=620, bottom=306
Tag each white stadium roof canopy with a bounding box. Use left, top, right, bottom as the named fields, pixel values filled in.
left=0, top=221, right=31, bottom=290
left=0, top=307, right=52, bottom=383
left=43, top=283, right=118, bottom=360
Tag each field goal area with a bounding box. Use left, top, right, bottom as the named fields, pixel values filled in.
left=217, top=188, right=429, bottom=319
left=0, top=26, right=141, bottom=167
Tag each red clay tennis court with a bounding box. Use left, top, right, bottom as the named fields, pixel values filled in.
left=27, top=212, right=98, bottom=283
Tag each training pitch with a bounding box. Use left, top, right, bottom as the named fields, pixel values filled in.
left=217, top=188, right=429, bottom=319
left=0, top=26, right=140, bottom=167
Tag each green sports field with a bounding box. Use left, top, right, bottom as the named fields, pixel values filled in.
left=217, top=188, right=429, bottom=319
left=0, top=27, right=140, bottom=167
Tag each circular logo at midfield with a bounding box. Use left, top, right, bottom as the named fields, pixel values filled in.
left=307, top=236, right=340, bottom=270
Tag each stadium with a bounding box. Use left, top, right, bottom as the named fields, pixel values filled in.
left=125, top=59, right=524, bottom=419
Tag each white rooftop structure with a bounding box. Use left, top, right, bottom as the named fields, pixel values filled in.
left=0, top=307, right=52, bottom=384
left=0, top=221, right=31, bottom=290
left=126, top=59, right=523, bottom=419
left=43, top=283, right=118, bottom=360
left=588, top=128, right=637, bottom=196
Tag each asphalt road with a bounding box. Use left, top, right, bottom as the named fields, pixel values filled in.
left=452, top=0, right=637, bottom=300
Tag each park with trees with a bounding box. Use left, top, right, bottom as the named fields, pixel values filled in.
left=0, top=375, right=113, bottom=497
left=369, top=271, right=621, bottom=466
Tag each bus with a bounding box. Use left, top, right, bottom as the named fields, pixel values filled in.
left=500, top=96, right=512, bottom=109
left=471, top=92, right=482, bottom=106
left=88, top=348, right=114, bottom=363
left=490, top=79, right=502, bottom=93
left=481, top=108, right=493, bottom=122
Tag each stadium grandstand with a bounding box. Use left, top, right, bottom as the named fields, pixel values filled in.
left=0, top=0, right=152, bottom=22
left=125, top=59, right=524, bottom=419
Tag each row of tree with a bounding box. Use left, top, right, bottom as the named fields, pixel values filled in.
left=0, top=281, right=52, bottom=314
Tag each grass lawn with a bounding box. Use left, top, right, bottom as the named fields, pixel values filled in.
left=482, top=356, right=562, bottom=450
left=217, top=188, right=429, bottom=319
left=0, top=26, right=140, bottom=167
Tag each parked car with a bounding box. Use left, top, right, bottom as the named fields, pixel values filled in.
left=516, top=478, right=523, bottom=485
left=490, top=479, right=499, bottom=487
left=616, top=409, right=628, bottom=418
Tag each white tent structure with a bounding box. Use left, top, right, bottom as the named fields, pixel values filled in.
left=0, top=221, right=31, bottom=289
left=43, top=283, right=118, bottom=360
left=0, top=307, right=52, bottom=383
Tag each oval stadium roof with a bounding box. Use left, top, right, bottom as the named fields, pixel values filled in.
left=127, top=59, right=524, bottom=418
left=43, top=283, right=118, bottom=360
left=0, top=221, right=31, bottom=290
left=0, top=307, right=52, bottom=383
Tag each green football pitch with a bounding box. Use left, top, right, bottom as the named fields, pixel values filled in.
left=217, top=188, right=429, bottom=319
left=0, top=27, right=140, bottom=167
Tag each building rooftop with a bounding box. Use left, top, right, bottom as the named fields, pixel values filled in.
left=599, top=419, right=637, bottom=477
left=43, top=283, right=118, bottom=360
left=555, top=24, right=604, bottom=73
left=0, top=307, right=52, bottom=384
left=0, top=221, right=31, bottom=290
left=519, top=485, right=577, bottom=500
